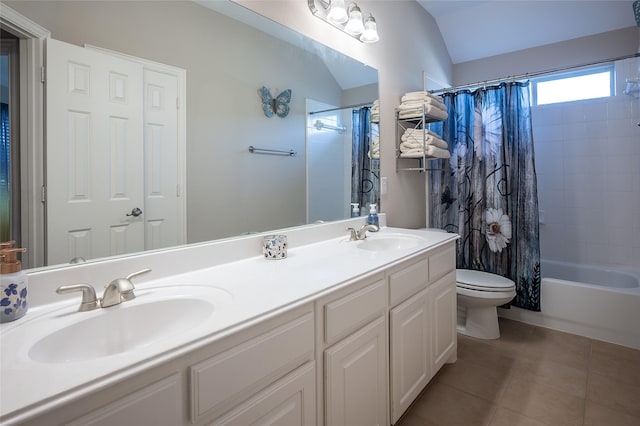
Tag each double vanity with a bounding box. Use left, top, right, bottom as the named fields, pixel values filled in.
left=0, top=217, right=458, bottom=425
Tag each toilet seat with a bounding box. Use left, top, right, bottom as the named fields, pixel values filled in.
left=456, top=269, right=515, bottom=293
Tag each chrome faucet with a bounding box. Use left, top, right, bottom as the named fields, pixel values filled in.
left=56, top=268, right=152, bottom=311
left=56, top=284, right=100, bottom=312
left=347, top=224, right=380, bottom=241
left=102, top=269, right=152, bottom=308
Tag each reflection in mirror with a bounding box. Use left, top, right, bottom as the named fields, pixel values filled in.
left=306, top=101, right=379, bottom=223
left=2, top=0, right=379, bottom=268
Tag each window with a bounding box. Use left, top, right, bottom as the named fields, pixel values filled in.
left=531, top=66, right=614, bottom=106
left=308, top=113, right=345, bottom=134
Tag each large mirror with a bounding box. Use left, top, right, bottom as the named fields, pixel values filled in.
left=1, top=0, right=379, bottom=267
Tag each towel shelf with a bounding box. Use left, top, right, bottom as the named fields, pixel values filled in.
left=248, top=146, right=297, bottom=157
left=395, top=107, right=446, bottom=172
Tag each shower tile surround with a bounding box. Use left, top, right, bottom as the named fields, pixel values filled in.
left=533, top=58, right=640, bottom=267
left=397, top=318, right=640, bottom=426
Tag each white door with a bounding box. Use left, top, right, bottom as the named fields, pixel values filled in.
left=389, top=287, right=432, bottom=424
left=143, top=69, right=182, bottom=250
left=46, top=38, right=144, bottom=264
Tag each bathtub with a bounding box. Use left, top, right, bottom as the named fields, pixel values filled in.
left=498, top=259, right=640, bottom=349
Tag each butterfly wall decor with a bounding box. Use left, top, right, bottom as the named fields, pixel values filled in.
left=258, top=86, right=292, bottom=118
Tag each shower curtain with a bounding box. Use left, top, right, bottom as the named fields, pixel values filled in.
left=429, top=82, right=541, bottom=311
left=351, top=107, right=379, bottom=212
left=0, top=103, right=10, bottom=241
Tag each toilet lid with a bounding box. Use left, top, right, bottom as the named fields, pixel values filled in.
left=456, top=269, right=515, bottom=292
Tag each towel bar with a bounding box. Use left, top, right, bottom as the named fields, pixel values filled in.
left=248, top=146, right=297, bottom=157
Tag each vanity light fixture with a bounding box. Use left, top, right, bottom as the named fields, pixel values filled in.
left=360, top=14, right=379, bottom=43
left=344, top=4, right=364, bottom=35
left=327, top=0, right=348, bottom=24
left=308, top=0, right=379, bottom=43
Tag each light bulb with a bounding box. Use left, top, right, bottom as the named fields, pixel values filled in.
left=327, top=0, right=348, bottom=24
left=344, top=4, right=364, bottom=35
left=360, top=15, right=379, bottom=43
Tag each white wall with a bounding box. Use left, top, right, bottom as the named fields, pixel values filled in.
left=343, top=83, right=378, bottom=107
left=453, top=27, right=638, bottom=86
left=534, top=57, right=640, bottom=268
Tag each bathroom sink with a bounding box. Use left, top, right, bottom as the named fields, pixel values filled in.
left=28, top=285, right=231, bottom=363
left=356, top=234, right=423, bottom=252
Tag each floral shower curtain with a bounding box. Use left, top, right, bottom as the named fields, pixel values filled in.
left=351, top=107, right=379, bottom=212
left=429, top=82, right=541, bottom=311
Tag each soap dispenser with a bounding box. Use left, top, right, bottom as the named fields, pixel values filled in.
left=351, top=203, right=360, bottom=218
left=367, top=203, right=379, bottom=227
left=0, top=242, right=28, bottom=323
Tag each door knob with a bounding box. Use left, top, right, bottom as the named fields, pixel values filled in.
left=126, top=207, right=143, bottom=217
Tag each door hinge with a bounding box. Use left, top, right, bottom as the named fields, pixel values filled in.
left=41, top=186, right=46, bottom=203
left=176, top=184, right=180, bottom=197
left=176, top=97, right=180, bottom=110
left=40, top=66, right=45, bottom=84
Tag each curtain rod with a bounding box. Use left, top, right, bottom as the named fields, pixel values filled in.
left=430, top=53, right=640, bottom=94
left=308, top=102, right=372, bottom=115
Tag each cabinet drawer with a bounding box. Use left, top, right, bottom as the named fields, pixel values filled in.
left=210, top=361, right=316, bottom=426
left=190, top=312, right=314, bottom=422
left=428, top=245, right=455, bottom=283
left=324, top=278, right=386, bottom=345
left=68, top=374, right=181, bottom=426
left=389, top=257, right=429, bottom=307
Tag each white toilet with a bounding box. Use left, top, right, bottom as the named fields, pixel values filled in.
left=456, top=269, right=516, bottom=339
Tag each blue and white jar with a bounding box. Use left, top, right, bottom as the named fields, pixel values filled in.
left=1, top=272, right=28, bottom=323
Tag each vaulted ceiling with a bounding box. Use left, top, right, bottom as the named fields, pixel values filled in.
left=417, top=1, right=638, bottom=64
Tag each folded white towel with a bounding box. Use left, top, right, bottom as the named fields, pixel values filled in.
left=401, top=91, right=444, bottom=104
left=398, top=106, right=448, bottom=120
left=403, top=127, right=443, bottom=139
left=398, top=99, right=447, bottom=112
left=399, top=98, right=447, bottom=113
left=368, top=139, right=380, bottom=159
left=400, top=135, right=448, bottom=150
left=399, top=145, right=450, bottom=159
left=399, top=141, right=420, bottom=151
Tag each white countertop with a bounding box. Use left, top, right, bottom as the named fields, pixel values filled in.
left=0, top=224, right=457, bottom=423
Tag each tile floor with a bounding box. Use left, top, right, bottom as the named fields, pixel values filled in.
left=397, top=318, right=640, bottom=426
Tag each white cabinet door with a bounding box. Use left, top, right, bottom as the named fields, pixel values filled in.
left=46, top=38, right=144, bottom=265
left=389, top=286, right=431, bottom=424
left=325, top=316, right=387, bottom=426
left=430, top=271, right=457, bottom=372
